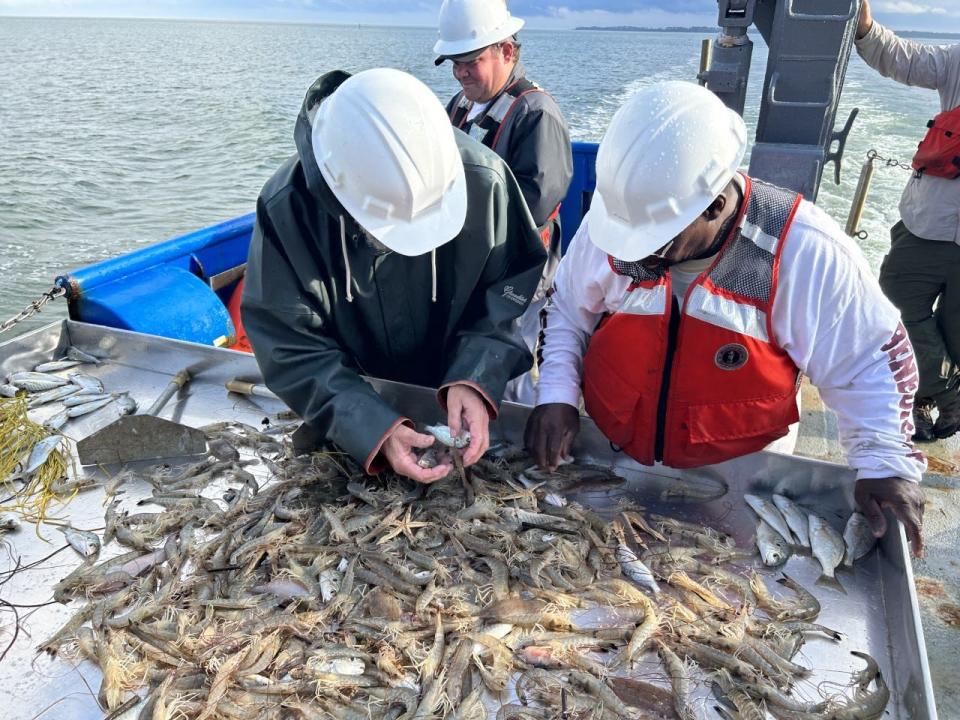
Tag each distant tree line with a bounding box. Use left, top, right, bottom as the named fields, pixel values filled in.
left=575, top=25, right=960, bottom=40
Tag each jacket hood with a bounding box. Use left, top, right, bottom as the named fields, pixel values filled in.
left=294, top=70, right=352, bottom=212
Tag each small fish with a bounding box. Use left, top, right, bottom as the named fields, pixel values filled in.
left=615, top=543, right=661, bottom=595
left=543, top=493, right=567, bottom=508
left=115, top=395, right=137, bottom=415
left=425, top=424, right=471, bottom=449
left=63, top=392, right=110, bottom=407
left=45, top=409, right=69, bottom=431
left=0, top=513, right=21, bottom=532
left=772, top=494, right=810, bottom=548
left=0, top=384, right=19, bottom=398
left=7, top=372, right=69, bottom=392
left=756, top=520, right=791, bottom=566
left=311, top=657, right=365, bottom=676
left=417, top=447, right=440, bottom=469
left=251, top=577, right=312, bottom=601
left=744, top=494, right=794, bottom=545
left=64, top=346, right=102, bottom=364
left=66, top=396, right=113, bottom=418
left=68, top=373, right=104, bottom=393
left=809, top=514, right=846, bottom=583
left=60, top=526, right=101, bottom=557
left=28, top=384, right=82, bottom=408
left=8, top=435, right=62, bottom=481
left=516, top=473, right=567, bottom=507
left=33, top=360, right=82, bottom=373
left=843, top=512, right=876, bottom=567
left=318, top=567, right=341, bottom=602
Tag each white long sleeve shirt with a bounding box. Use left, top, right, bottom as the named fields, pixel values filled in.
left=856, top=22, right=960, bottom=243
left=537, top=190, right=927, bottom=482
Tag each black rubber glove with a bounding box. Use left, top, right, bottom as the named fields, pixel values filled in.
left=854, top=476, right=925, bottom=557
left=524, top=403, right=580, bottom=471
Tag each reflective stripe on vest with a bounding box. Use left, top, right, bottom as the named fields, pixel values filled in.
left=449, top=77, right=540, bottom=143
left=581, top=176, right=803, bottom=469
left=450, top=78, right=560, bottom=248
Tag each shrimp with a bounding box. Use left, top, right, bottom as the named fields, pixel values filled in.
left=516, top=644, right=608, bottom=677
left=774, top=620, right=844, bottom=641
left=566, top=669, right=635, bottom=719
left=667, top=571, right=732, bottom=611
left=444, top=637, right=474, bottom=707
left=830, top=669, right=889, bottom=720
left=712, top=668, right=765, bottom=720
left=851, top=650, right=881, bottom=691
left=418, top=612, right=445, bottom=683
left=321, top=504, right=351, bottom=542
left=450, top=685, right=485, bottom=720
left=775, top=573, right=822, bottom=621
left=613, top=604, right=660, bottom=669
left=411, top=670, right=447, bottom=720
left=746, top=635, right=811, bottom=680
left=479, top=598, right=573, bottom=630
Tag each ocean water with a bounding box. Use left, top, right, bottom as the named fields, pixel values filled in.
left=0, top=17, right=944, bottom=335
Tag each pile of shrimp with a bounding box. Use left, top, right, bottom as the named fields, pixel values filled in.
left=42, top=428, right=889, bottom=720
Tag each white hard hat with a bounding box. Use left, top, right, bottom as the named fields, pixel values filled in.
left=433, top=0, right=525, bottom=63
left=587, top=81, right=748, bottom=262
left=311, top=68, right=468, bottom=257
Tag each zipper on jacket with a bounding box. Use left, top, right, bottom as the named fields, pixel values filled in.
left=654, top=295, right=682, bottom=463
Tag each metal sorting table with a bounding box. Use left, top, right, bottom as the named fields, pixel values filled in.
left=0, top=321, right=938, bottom=719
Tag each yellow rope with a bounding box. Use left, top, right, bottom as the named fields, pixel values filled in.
left=0, top=396, right=75, bottom=528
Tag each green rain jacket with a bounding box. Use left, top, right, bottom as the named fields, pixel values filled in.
left=241, top=71, right=546, bottom=472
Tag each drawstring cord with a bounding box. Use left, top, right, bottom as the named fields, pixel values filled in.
left=340, top=214, right=434, bottom=304
left=340, top=215, right=354, bottom=303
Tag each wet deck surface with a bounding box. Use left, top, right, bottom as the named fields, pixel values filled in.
left=0, top=322, right=947, bottom=719
left=796, top=381, right=960, bottom=715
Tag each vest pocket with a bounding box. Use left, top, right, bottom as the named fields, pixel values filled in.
left=582, top=354, right=646, bottom=449
left=685, top=391, right=800, bottom=445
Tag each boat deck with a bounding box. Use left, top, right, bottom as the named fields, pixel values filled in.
left=0, top=321, right=944, bottom=719
left=796, top=380, right=959, bottom=714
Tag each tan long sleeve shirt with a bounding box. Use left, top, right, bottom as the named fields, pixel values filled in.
left=856, top=22, right=960, bottom=243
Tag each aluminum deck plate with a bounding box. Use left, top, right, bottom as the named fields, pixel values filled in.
left=0, top=321, right=938, bottom=719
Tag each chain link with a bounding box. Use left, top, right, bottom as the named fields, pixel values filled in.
left=866, top=148, right=914, bottom=172
left=0, top=286, right=66, bottom=335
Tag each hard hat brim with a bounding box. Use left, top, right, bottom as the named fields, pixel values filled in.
left=351, top=170, right=469, bottom=258
left=432, top=16, right=524, bottom=59
left=586, top=187, right=712, bottom=263
left=434, top=47, right=487, bottom=66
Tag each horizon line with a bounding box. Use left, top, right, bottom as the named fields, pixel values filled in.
left=0, top=13, right=953, bottom=35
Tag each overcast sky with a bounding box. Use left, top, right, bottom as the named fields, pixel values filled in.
left=1, top=0, right=958, bottom=32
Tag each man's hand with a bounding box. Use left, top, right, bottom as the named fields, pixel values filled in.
left=524, top=403, right=580, bottom=471
left=446, top=385, right=490, bottom=466
left=381, top=425, right=452, bottom=484
left=856, top=0, right=873, bottom=39
left=854, top=476, right=925, bottom=556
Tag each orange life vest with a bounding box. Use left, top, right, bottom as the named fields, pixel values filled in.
left=912, top=105, right=960, bottom=179
left=581, top=177, right=803, bottom=468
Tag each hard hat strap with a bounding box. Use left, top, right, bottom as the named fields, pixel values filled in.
left=650, top=240, right=675, bottom=260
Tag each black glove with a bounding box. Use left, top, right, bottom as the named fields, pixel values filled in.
left=854, top=476, right=925, bottom=556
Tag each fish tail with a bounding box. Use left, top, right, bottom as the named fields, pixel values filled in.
left=815, top=574, right=846, bottom=594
